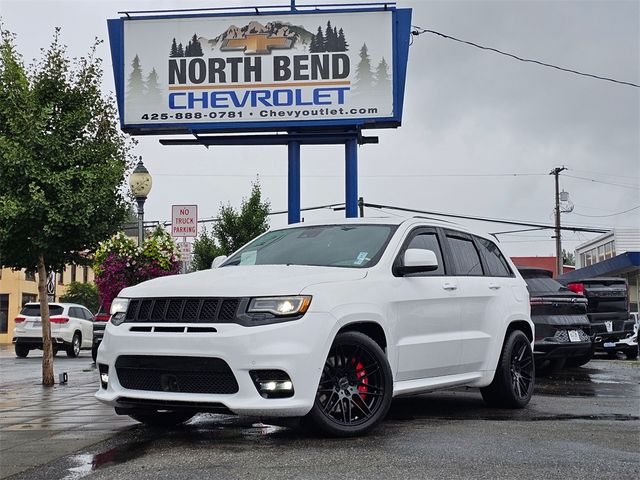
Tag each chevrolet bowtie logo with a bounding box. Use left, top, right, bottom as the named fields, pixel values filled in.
left=221, top=34, right=293, bottom=55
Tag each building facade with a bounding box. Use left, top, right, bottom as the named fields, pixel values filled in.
left=0, top=265, right=95, bottom=345
left=559, top=228, right=640, bottom=312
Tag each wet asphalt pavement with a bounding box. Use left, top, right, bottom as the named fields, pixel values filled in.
left=2, top=354, right=638, bottom=480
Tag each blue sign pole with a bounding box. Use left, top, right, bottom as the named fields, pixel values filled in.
left=345, top=137, right=358, bottom=218
left=288, top=140, right=301, bottom=224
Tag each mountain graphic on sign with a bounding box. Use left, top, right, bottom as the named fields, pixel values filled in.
left=199, top=20, right=314, bottom=53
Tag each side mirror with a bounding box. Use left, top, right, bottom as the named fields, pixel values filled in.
left=396, top=249, right=439, bottom=276
left=211, top=255, right=228, bottom=269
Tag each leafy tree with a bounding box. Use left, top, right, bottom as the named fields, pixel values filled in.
left=60, top=281, right=99, bottom=313
left=192, top=226, right=224, bottom=271
left=127, top=54, right=145, bottom=100
left=214, top=181, right=270, bottom=256
left=374, top=57, right=391, bottom=92
left=353, top=43, right=374, bottom=92
left=562, top=249, right=575, bottom=266
left=0, top=28, right=133, bottom=385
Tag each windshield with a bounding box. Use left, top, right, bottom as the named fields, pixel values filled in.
left=20, top=305, right=64, bottom=316
left=223, top=224, right=397, bottom=269
left=522, top=275, right=571, bottom=294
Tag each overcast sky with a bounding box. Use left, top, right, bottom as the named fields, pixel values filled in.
left=1, top=0, right=638, bottom=257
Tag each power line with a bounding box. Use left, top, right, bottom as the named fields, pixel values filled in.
left=568, top=168, right=640, bottom=181
left=153, top=172, right=547, bottom=178
left=411, top=27, right=640, bottom=88
left=569, top=205, right=640, bottom=218
left=363, top=202, right=609, bottom=233
left=562, top=174, right=639, bottom=190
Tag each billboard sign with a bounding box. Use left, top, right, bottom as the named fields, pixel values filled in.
left=171, top=205, right=198, bottom=237
left=107, top=7, right=411, bottom=134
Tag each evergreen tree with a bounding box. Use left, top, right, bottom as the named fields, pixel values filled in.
left=145, top=68, right=161, bottom=101
left=374, top=57, right=391, bottom=92
left=337, top=28, right=348, bottom=51
left=177, top=42, right=184, bottom=57
left=127, top=54, right=145, bottom=100
left=310, top=26, right=325, bottom=53
left=170, top=38, right=178, bottom=57
left=185, top=40, right=192, bottom=57
left=190, top=33, right=203, bottom=56
left=353, top=43, right=374, bottom=92
left=325, top=21, right=335, bottom=51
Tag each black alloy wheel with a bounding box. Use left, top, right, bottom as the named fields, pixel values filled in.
left=481, top=330, right=535, bottom=408
left=305, top=331, right=392, bottom=437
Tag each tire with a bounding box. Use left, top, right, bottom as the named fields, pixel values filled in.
left=52, top=347, right=59, bottom=357
left=129, top=411, right=194, bottom=427
left=15, top=344, right=29, bottom=358
left=481, top=330, right=535, bottom=409
left=67, top=333, right=81, bottom=358
left=91, top=344, right=98, bottom=363
left=625, top=347, right=638, bottom=360
left=304, top=331, right=393, bottom=437
left=565, top=348, right=594, bottom=368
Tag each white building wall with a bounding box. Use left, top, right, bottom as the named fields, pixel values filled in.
left=614, top=228, right=640, bottom=254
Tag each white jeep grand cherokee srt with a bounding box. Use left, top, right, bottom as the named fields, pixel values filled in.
left=96, top=218, right=534, bottom=436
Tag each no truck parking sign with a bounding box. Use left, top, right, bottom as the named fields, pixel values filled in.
left=171, top=205, right=198, bottom=237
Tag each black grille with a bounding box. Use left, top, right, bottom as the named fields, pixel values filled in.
left=125, top=297, right=240, bottom=323
left=115, top=355, right=239, bottom=394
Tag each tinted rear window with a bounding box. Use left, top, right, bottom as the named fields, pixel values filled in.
left=20, top=305, right=64, bottom=316
left=523, top=276, right=571, bottom=294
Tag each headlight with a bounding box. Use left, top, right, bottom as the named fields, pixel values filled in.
left=110, top=297, right=130, bottom=326
left=247, top=296, right=311, bottom=316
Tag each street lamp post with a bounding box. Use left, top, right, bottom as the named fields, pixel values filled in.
left=129, top=157, right=153, bottom=246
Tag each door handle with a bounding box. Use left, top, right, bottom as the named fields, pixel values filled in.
left=488, top=283, right=501, bottom=290
left=442, top=282, right=458, bottom=291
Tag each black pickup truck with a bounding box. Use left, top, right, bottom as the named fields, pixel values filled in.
left=563, top=277, right=636, bottom=362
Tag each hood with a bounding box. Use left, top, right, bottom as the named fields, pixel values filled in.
left=119, top=264, right=367, bottom=298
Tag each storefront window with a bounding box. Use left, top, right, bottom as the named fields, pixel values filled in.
left=0, top=294, right=8, bottom=334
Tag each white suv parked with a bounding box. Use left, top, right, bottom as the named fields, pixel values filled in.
left=13, top=303, right=94, bottom=358
left=96, top=218, right=534, bottom=436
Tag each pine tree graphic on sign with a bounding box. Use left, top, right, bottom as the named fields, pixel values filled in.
left=127, top=54, right=145, bottom=101
left=353, top=43, right=374, bottom=94
left=145, top=68, right=162, bottom=102
left=374, top=57, right=391, bottom=93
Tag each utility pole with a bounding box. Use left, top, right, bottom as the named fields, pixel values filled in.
left=550, top=166, right=567, bottom=277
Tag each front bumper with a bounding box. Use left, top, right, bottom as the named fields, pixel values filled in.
left=593, top=330, right=637, bottom=351
left=95, top=312, right=336, bottom=418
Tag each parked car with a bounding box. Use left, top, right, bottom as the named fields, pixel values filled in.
left=92, top=305, right=111, bottom=362
left=96, top=218, right=534, bottom=436
left=563, top=278, right=636, bottom=360
left=517, top=267, right=591, bottom=372
left=13, top=302, right=95, bottom=358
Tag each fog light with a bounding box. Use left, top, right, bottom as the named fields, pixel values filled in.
left=98, top=364, right=109, bottom=389
left=250, top=370, right=294, bottom=398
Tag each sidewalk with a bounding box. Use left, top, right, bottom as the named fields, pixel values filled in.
left=0, top=345, right=136, bottom=478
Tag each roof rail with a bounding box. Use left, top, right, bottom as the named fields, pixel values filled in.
left=412, top=215, right=458, bottom=225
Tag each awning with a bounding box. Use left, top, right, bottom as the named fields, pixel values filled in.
left=557, top=251, right=640, bottom=283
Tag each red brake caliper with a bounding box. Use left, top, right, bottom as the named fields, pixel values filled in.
left=352, top=357, right=368, bottom=399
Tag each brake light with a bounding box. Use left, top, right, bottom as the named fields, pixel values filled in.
left=567, top=283, right=584, bottom=295
left=50, top=316, right=69, bottom=324
left=93, top=314, right=111, bottom=322
left=14, top=316, right=25, bottom=323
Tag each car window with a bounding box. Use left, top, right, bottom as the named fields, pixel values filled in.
left=81, top=308, right=93, bottom=320
left=404, top=232, right=445, bottom=276
left=20, top=305, right=64, bottom=316
left=446, top=234, right=483, bottom=276
left=69, top=307, right=81, bottom=318
left=522, top=275, right=571, bottom=294
left=476, top=237, right=512, bottom=277
left=224, top=224, right=397, bottom=269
